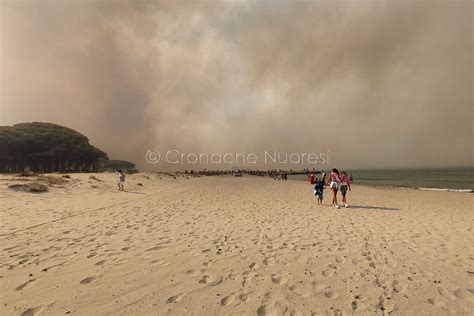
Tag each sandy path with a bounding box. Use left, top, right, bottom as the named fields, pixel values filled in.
left=0, top=174, right=473, bottom=315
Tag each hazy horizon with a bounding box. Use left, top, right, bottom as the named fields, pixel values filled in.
left=1, top=0, right=472, bottom=171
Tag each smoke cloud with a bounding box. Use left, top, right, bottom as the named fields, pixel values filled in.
left=1, top=0, right=472, bottom=170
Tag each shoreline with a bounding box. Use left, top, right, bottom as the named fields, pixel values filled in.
left=286, top=176, right=474, bottom=193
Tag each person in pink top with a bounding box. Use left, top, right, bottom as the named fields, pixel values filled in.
left=326, top=168, right=341, bottom=208
left=340, top=171, right=352, bottom=208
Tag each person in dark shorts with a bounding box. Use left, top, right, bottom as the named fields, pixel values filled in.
left=314, top=178, right=324, bottom=205
left=340, top=171, right=351, bottom=207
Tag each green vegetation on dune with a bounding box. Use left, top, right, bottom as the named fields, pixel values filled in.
left=0, top=122, right=109, bottom=173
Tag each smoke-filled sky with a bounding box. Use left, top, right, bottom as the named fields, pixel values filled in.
left=1, top=0, right=472, bottom=170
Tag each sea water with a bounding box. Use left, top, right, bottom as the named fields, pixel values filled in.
left=292, top=167, right=474, bottom=192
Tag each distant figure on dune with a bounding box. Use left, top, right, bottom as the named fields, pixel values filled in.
left=326, top=168, right=341, bottom=209
left=340, top=171, right=351, bottom=208
left=314, top=178, right=324, bottom=205
left=117, top=170, right=125, bottom=191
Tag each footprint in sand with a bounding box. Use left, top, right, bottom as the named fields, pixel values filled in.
left=378, top=296, right=395, bottom=313
left=80, top=275, right=97, bottom=284
left=227, top=272, right=239, bottom=280
left=392, top=280, right=403, bottom=293
left=21, top=305, right=45, bottom=316
left=258, top=298, right=299, bottom=316
left=199, top=275, right=210, bottom=284
left=437, top=287, right=456, bottom=300
left=94, top=260, right=106, bottom=266
left=240, top=292, right=250, bottom=302
left=289, top=284, right=312, bottom=297
left=351, top=296, right=368, bottom=312
left=263, top=257, right=276, bottom=266
left=186, top=269, right=198, bottom=276
left=242, top=275, right=254, bottom=287
left=166, top=293, right=184, bottom=304
left=453, top=288, right=474, bottom=303
left=220, top=293, right=237, bottom=306
left=352, top=258, right=361, bottom=265
left=257, top=301, right=280, bottom=316
left=271, top=273, right=289, bottom=285
left=198, top=275, right=223, bottom=286
left=384, top=256, right=397, bottom=267
left=249, top=262, right=259, bottom=270
left=328, top=263, right=340, bottom=270
left=86, top=252, right=97, bottom=258
left=311, top=281, right=326, bottom=293
left=324, top=287, right=338, bottom=299
left=427, top=298, right=446, bottom=308
left=208, top=276, right=223, bottom=286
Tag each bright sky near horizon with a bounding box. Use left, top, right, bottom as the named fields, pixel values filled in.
left=0, top=0, right=472, bottom=170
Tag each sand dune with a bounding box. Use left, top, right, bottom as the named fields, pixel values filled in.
left=0, top=173, right=473, bottom=315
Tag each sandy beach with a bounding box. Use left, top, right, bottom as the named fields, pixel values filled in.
left=0, top=173, right=473, bottom=315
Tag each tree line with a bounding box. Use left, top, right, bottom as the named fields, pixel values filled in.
left=0, top=122, right=109, bottom=173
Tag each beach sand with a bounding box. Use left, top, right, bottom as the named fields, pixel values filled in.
left=0, top=173, right=473, bottom=315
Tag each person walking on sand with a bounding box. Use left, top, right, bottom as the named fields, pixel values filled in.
left=326, top=168, right=341, bottom=209
left=309, top=173, right=315, bottom=185
left=340, top=171, right=351, bottom=208
left=314, top=178, right=324, bottom=205
left=117, top=170, right=125, bottom=191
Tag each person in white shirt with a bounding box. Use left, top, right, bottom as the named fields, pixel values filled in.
left=117, top=170, right=126, bottom=191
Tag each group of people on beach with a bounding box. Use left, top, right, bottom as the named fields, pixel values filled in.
left=116, top=168, right=351, bottom=201
left=309, top=169, right=351, bottom=209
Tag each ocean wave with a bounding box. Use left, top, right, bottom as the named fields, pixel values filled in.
left=418, top=187, right=473, bottom=193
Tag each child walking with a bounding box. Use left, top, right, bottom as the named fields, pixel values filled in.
left=314, top=178, right=324, bottom=205
left=117, top=170, right=125, bottom=191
